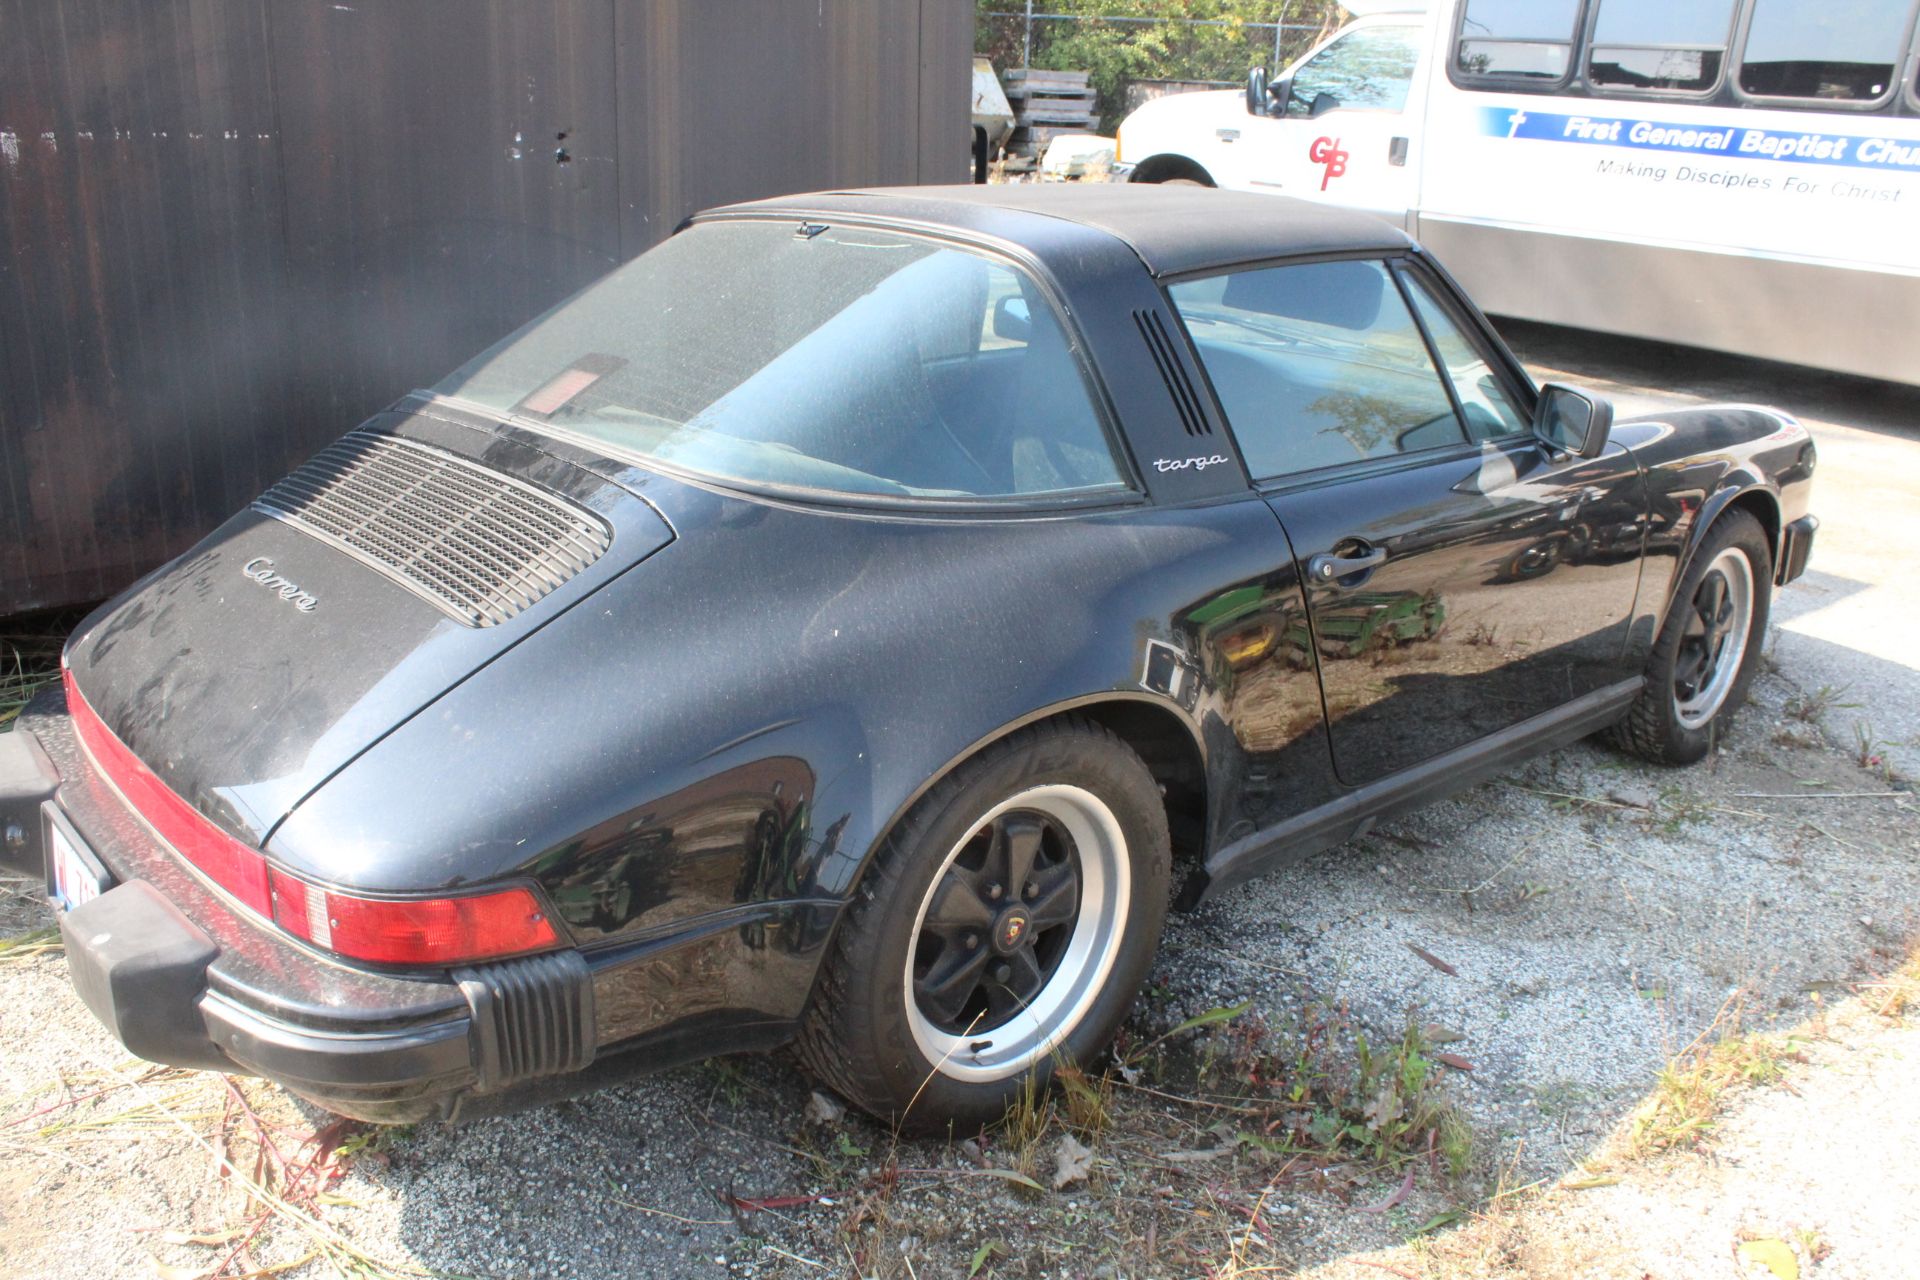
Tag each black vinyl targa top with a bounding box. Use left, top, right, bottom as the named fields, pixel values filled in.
left=714, top=184, right=1415, bottom=278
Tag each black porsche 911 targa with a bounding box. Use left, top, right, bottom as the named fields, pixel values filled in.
left=7, top=185, right=1816, bottom=1129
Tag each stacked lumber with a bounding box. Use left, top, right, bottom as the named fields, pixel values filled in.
left=1002, top=68, right=1099, bottom=157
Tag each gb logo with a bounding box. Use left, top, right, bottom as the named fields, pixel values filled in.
left=1309, top=136, right=1349, bottom=190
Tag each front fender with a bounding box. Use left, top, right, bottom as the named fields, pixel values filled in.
left=1612, top=404, right=1812, bottom=656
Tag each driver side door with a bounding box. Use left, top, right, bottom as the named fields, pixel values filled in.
left=1168, top=255, right=1647, bottom=789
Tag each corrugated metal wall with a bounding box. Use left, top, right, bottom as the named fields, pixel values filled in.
left=0, top=0, right=972, bottom=615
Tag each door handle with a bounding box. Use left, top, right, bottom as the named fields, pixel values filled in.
left=1388, top=136, right=1409, bottom=166
left=1309, top=547, right=1387, bottom=582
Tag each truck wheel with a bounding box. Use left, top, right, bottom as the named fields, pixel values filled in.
left=796, top=717, right=1170, bottom=1131
left=1609, top=510, right=1772, bottom=765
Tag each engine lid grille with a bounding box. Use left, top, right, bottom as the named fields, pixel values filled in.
left=254, top=431, right=612, bottom=627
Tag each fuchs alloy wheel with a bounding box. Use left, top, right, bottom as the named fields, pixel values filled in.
left=1671, top=545, right=1754, bottom=729
left=903, top=784, right=1129, bottom=1081
left=797, top=717, right=1170, bottom=1130
left=1610, top=509, right=1772, bottom=766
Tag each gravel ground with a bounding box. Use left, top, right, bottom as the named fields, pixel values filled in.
left=2, top=332, right=1916, bottom=1280
left=1297, top=953, right=1920, bottom=1280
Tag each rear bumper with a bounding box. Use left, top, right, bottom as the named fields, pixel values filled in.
left=58, top=872, right=589, bottom=1121
left=0, top=729, right=58, bottom=875
left=23, top=704, right=601, bottom=1123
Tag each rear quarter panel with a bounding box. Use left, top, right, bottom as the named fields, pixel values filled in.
left=267, top=479, right=1335, bottom=947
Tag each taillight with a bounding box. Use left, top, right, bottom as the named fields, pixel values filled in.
left=66, top=667, right=275, bottom=916
left=269, top=870, right=557, bottom=966
left=64, top=666, right=560, bottom=967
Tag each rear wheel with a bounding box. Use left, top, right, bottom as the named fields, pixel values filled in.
left=797, top=718, right=1170, bottom=1130
left=1609, top=510, right=1771, bottom=765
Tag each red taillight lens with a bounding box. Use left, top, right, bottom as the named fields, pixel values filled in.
left=66, top=668, right=274, bottom=916
left=65, top=667, right=560, bottom=967
left=269, top=869, right=558, bottom=966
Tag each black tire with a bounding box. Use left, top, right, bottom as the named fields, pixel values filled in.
left=795, top=716, right=1171, bottom=1132
left=1608, top=509, right=1772, bottom=765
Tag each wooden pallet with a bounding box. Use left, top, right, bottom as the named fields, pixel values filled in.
left=1007, top=89, right=1096, bottom=106
left=1002, top=69, right=1099, bottom=156
left=1014, top=104, right=1099, bottom=127
left=1003, top=68, right=1090, bottom=91
left=1010, top=123, right=1102, bottom=153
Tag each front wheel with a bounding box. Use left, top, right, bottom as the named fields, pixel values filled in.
left=1609, top=509, right=1772, bottom=765
left=796, top=718, right=1170, bottom=1130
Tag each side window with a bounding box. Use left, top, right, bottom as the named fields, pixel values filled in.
left=902, top=258, right=1125, bottom=496
left=1400, top=273, right=1529, bottom=444
left=1285, top=25, right=1423, bottom=116
left=1455, top=0, right=1583, bottom=80
left=1738, top=0, right=1913, bottom=102
left=1587, top=0, right=1737, bottom=93
left=1170, top=260, right=1467, bottom=480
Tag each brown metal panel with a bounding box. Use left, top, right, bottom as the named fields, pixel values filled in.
left=920, top=0, right=975, bottom=183
left=616, top=0, right=970, bottom=254
left=1, top=0, right=973, bottom=616
left=0, top=0, right=294, bottom=613
left=268, top=0, right=623, bottom=424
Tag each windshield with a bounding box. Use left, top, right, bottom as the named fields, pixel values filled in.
left=436, top=220, right=1130, bottom=502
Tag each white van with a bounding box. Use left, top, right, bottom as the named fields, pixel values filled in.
left=1114, top=0, right=1920, bottom=385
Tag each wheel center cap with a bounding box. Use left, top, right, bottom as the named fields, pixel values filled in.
left=992, top=908, right=1031, bottom=955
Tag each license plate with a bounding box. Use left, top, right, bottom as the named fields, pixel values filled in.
left=46, top=810, right=112, bottom=912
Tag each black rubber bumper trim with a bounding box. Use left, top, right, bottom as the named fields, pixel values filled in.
left=205, top=990, right=475, bottom=1090
left=0, top=729, right=58, bottom=874
left=455, top=949, right=596, bottom=1094
left=60, top=879, right=230, bottom=1072
left=1780, top=514, right=1817, bottom=585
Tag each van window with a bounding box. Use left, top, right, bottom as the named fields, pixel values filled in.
left=1285, top=25, right=1423, bottom=116
left=1587, top=0, right=1737, bottom=92
left=1455, top=0, right=1583, bottom=80
left=1738, top=0, right=1912, bottom=101
left=1170, top=261, right=1467, bottom=480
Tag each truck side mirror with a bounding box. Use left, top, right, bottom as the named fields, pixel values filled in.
left=1245, top=67, right=1289, bottom=118
left=1534, top=384, right=1614, bottom=460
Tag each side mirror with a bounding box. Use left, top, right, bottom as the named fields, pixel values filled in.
left=1245, top=66, right=1289, bottom=117
left=1534, top=383, right=1614, bottom=460
left=992, top=295, right=1032, bottom=343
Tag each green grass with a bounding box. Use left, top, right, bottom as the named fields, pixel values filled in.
left=0, top=610, right=76, bottom=732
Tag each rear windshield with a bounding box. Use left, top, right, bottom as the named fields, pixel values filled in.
left=436, top=220, right=1129, bottom=503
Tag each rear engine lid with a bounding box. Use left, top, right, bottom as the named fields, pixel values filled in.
left=64, top=401, right=674, bottom=844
